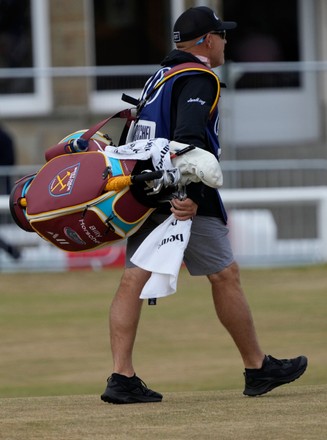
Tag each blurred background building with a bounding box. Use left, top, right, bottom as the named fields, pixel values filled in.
left=1, top=0, right=327, bottom=270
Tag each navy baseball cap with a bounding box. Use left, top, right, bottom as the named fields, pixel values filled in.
left=173, top=6, right=237, bottom=43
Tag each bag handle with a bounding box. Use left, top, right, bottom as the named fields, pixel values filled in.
left=45, top=109, right=135, bottom=161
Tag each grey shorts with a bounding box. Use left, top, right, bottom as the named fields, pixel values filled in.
left=126, top=213, right=234, bottom=275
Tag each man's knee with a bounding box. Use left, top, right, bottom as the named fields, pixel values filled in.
left=207, top=261, right=240, bottom=285
left=119, top=267, right=151, bottom=290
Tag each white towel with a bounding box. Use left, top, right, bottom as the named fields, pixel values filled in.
left=104, top=138, right=173, bottom=171
left=104, top=138, right=223, bottom=188
left=130, top=214, right=192, bottom=299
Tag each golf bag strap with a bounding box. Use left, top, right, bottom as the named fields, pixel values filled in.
left=124, top=62, right=221, bottom=118
left=45, top=109, right=136, bottom=161
left=80, top=108, right=135, bottom=142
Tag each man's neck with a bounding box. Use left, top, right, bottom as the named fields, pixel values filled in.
left=194, top=54, right=211, bottom=67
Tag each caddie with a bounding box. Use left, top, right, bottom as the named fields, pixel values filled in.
left=101, top=6, right=308, bottom=404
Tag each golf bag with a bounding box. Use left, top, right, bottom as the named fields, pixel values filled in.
left=10, top=103, right=223, bottom=253
left=9, top=112, right=164, bottom=252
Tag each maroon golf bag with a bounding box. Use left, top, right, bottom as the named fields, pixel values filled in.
left=9, top=111, right=164, bottom=252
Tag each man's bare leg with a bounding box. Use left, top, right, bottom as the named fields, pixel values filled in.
left=109, top=266, right=150, bottom=377
left=208, top=261, right=265, bottom=369
left=101, top=266, right=162, bottom=404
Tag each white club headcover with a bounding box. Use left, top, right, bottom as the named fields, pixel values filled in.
left=169, top=141, right=223, bottom=188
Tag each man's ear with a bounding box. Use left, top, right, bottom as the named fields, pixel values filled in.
left=206, top=34, right=212, bottom=48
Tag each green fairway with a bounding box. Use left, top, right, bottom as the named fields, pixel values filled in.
left=1, top=386, right=326, bottom=440
left=0, top=265, right=326, bottom=399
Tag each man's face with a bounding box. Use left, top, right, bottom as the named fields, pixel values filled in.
left=208, top=32, right=227, bottom=68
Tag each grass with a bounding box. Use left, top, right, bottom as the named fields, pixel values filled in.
left=0, top=265, right=326, bottom=396
left=1, top=386, right=327, bottom=440
left=0, top=265, right=326, bottom=439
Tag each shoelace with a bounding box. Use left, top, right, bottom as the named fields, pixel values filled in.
left=109, top=374, right=152, bottom=394
left=267, top=355, right=288, bottom=366
left=133, top=376, right=152, bottom=394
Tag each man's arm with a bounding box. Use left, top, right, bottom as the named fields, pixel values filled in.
left=170, top=74, right=218, bottom=208
left=171, top=74, right=218, bottom=149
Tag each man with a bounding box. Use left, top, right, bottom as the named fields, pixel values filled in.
left=0, top=124, right=15, bottom=195
left=101, top=6, right=307, bottom=404
left=0, top=124, right=20, bottom=259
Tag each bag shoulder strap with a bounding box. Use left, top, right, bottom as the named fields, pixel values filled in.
left=154, top=62, right=221, bottom=115
left=126, top=62, right=221, bottom=117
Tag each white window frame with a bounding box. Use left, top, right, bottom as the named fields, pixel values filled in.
left=89, top=0, right=319, bottom=147
left=0, top=0, right=52, bottom=117
left=89, top=0, right=181, bottom=114
left=219, top=0, right=320, bottom=146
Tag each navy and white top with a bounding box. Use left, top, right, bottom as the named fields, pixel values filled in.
left=131, top=49, right=227, bottom=222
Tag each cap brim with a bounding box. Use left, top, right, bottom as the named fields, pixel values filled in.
left=218, top=21, right=237, bottom=30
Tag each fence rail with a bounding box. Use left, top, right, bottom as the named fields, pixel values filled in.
left=1, top=60, right=327, bottom=77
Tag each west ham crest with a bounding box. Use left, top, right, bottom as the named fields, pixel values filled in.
left=49, top=163, right=80, bottom=197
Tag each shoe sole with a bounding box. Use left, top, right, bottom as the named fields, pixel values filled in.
left=101, top=392, right=162, bottom=404
left=243, top=358, right=308, bottom=397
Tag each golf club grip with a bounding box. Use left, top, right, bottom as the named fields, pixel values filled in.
left=131, top=170, right=163, bottom=183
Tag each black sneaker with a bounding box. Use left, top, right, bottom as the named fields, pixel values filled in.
left=101, top=373, right=163, bottom=404
left=243, top=354, right=308, bottom=396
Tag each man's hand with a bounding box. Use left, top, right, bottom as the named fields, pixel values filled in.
left=170, top=197, right=198, bottom=220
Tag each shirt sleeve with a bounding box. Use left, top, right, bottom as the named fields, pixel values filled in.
left=170, top=73, right=218, bottom=205
left=171, top=73, right=218, bottom=149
